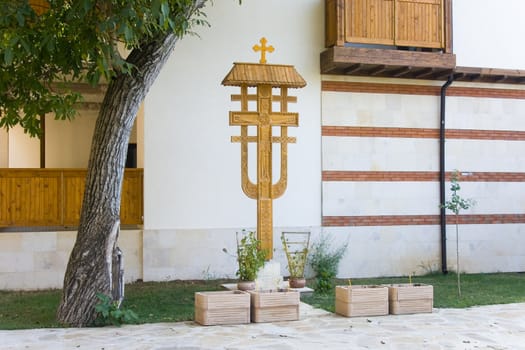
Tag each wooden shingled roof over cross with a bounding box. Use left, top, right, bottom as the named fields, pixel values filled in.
left=222, top=63, right=306, bottom=88
left=222, top=38, right=306, bottom=88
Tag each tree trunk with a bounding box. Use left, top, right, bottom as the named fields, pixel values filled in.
left=455, top=218, right=461, bottom=297
left=56, top=32, right=181, bottom=327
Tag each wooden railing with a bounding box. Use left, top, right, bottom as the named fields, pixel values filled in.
left=326, top=0, right=452, bottom=52
left=0, top=168, right=143, bottom=227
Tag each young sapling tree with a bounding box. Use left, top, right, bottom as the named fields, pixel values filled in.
left=441, top=170, right=475, bottom=297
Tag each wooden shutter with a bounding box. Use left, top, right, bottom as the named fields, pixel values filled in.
left=394, top=0, right=443, bottom=48
left=326, top=0, right=447, bottom=50
left=345, top=0, right=395, bottom=45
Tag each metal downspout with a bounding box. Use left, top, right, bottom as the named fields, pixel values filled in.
left=440, top=75, right=454, bottom=274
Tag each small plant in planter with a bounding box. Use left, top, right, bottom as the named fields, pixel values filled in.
left=335, top=283, right=389, bottom=317
left=235, top=230, right=267, bottom=291
left=387, top=283, right=434, bottom=315
left=281, top=232, right=310, bottom=288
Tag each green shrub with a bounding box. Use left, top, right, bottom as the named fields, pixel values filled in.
left=93, top=293, right=138, bottom=327
left=309, top=235, right=347, bottom=294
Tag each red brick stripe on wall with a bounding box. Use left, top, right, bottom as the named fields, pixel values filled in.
left=322, top=81, right=525, bottom=99
left=322, top=171, right=525, bottom=182
left=448, top=87, right=525, bottom=99
left=323, top=215, right=440, bottom=226
left=445, top=129, right=525, bottom=140
left=322, top=126, right=439, bottom=138
left=323, top=171, right=439, bottom=181
left=322, top=214, right=525, bottom=227
left=321, top=126, right=525, bottom=141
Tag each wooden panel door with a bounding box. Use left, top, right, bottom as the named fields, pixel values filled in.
left=345, top=0, right=395, bottom=45
left=395, top=0, right=443, bottom=48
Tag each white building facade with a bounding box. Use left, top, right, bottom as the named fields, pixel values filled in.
left=1, top=0, right=524, bottom=289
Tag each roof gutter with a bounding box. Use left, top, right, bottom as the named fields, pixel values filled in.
left=440, top=75, right=454, bottom=274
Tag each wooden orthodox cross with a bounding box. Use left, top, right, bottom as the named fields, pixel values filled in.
left=252, top=37, right=274, bottom=64
left=222, top=38, right=306, bottom=258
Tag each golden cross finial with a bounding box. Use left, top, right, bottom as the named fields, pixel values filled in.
left=253, top=37, right=274, bottom=64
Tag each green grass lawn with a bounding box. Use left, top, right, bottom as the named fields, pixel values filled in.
left=0, top=280, right=224, bottom=330
left=1, top=273, right=524, bottom=330
left=302, top=272, right=525, bottom=312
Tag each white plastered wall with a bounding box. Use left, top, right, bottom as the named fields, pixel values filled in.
left=453, top=0, right=525, bottom=70
left=45, top=107, right=143, bottom=168
left=45, top=112, right=96, bottom=168
left=143, top=0, right=324, bottom=280
left=0, top=128, right=8, bottom=167
left=7, top=125, right=39, bottom=168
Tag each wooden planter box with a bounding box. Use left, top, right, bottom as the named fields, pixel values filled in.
left=387, top=283, right=433, bottom=315
left=335, top=285, right=389, bottom=317
left=250, top=290, right=300, bottom=323
left=194, top=290, right=250, bottom=325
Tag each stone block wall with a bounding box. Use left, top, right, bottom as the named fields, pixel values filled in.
left=321, top=76, right=525, bottom=276
left=0, top=230, right=142, bottom=290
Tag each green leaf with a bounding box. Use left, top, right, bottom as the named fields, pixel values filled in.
left=45, top=36, right=55, bottom=52
left=123, top=24, right=133, bottom=42
left=160, top=2, right=170, bottom=17
left=16, top=12, right=25, bottom=26
left=3, top=48, right=13, bottom=65
left=82, top=0, right=91, bottom=13
left=19, top=38, right=30, bottom=53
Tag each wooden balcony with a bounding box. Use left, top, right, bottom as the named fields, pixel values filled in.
left=322, top=0, right=525, bottom=84
left=0, top=168, right=143, bottom=228
left=322, top=0, right=456, bottom=80
left=321, top=46, right=455, bottom=80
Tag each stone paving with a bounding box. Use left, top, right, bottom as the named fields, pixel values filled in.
left=1, top=303, right=525, bottom=349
